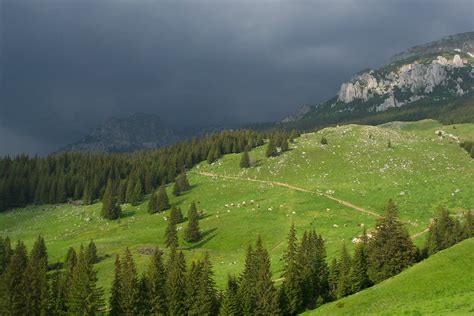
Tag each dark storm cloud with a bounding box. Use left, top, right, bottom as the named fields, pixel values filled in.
left=0, top=0, right=472, bottom=155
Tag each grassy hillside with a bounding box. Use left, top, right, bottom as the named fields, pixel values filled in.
left=309, top=238, right=474, bottom=315
left=1, top=119, right=473, bottom=297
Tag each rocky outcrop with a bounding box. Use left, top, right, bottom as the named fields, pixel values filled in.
left=336, top=54, right=471, bottom=111
left=391, top=32, right=474, bottom=63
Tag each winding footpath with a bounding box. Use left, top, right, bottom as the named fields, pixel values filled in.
left=195, top=171, right=428, bottom=239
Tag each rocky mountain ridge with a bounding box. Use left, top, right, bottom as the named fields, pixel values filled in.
left=281, top=32, right=474, bottom=128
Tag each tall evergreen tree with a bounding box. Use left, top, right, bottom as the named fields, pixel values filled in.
left=327, top=258, right=339, bottom=300
left=280, top=223, right=303, bottom=315
left=240, top=149, right=251, bottom=168
left=220, top=275, right=240, bottom=316
left=350, top=229, right=371, bottom=293
left=83, top=183, right=93, bottom=205
left=148, top=191, right=159, bottom=214
left=130, top=181, right=143, bottom=206
left=424, top=206, right=464, bottom=256
left=156, top=184, right=170, bottom=213
left=67, top=246, right=104, bottom=314
left=336, top=243, right=352, bottom=299
left=170, top=205, right=185, bottom=224
left=2, top=241, right=28, bottom=315
left=265, top=138, right=278, bottom=158
left=119, top=248, right=140, bottom=314
left=184, top=201, right=201, bottom=243
left=166, top=251, right=187, bottom=316
left=101, top=179, right=121, bottom=220
left=23, top=236, right=49, bottom=315
left=254, top=236, right=280, bottom=315
left=165, top=217, right=179, bottom=249
left=188, top=253, right=218, bottom=315
left=109, top=255, right=122, bottom=316
left=367, top=199, right=417, bottom=283
left=87, top=240, right=98, bottom=264
left=238, top=245, right=258, bottom=315
left=146, top=249, right=167, bottom=315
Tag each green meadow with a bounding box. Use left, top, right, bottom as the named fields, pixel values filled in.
left=1, top=119, right=473, bottom=298
left=309, top=237, right=474, bottom=315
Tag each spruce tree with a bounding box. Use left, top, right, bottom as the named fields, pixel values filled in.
left=166, top=251, right=187, bottom=316
left=87, top=240, right=98, bottom=264
left=238, top=245, right=258, bottom=315
left=336, top=243, right=352, bottom=299
left=147, top=249, right=167, bottom=315
left=109, top=255, right=122, bottom=316
left=425, top=206, right=464, bottom=256
left=265, top=138, right=278, bottom=158
left=327, top=258, right=339, bottom=300
left=240, top=149, right=251, bottom=168
left=23, top=236, right=49, bottom=315
left=101, top=180, right=121, bottom=220
left=165, top=217, right=179, bottom=249
left=156, top=184, right=170, bottom=212
left=83, top=183, right=92, bottom=205
left=148, top=191, right=158, bottom=214
left=3, top=241, right=28, bottom=315
left=170, top=205, right=184, bottom=224
left=350, top=229, right=371, bottom=293
left=254, top=236, right=280, bottom=315
left=184, top=201, right=201, bottom=243
left=367, top=199, right=417, bottom=283
left=119, top=248, right=140, bottom=314
left=321, top=137, right=328, bottom=145
left=220, top=275, right=240, bottom=316
left=130, top=181, right=143, bottom=206
left=280, top=224, right=303, bottom=315
left=188, top=253, right=218, bottom=315
left=67, top=246, right=104, bottom=314
left=137, top=274, right=149, bottom=314
left=177, top=171, right=191, bottom=192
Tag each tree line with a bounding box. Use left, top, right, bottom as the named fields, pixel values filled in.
left=0, top=130, right=268, bottom=212
left=1, top=200, right=472, bottom=315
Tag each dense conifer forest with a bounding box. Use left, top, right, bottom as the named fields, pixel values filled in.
left=0, top=130, right=290, bottom=211
left=0, top=200, right=472, bottom=315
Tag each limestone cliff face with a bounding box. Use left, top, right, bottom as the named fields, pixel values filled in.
left=336, top=54, right=472, bottom=112
left=280, top=32, right=474, bottom=127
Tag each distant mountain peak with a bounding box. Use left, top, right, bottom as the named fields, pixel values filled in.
left=58, top=112, right=180, bottom=153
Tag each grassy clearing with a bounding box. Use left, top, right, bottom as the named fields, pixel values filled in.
left=1, top=119, right=472, bottom=297
left=308, top=238, right=474, bottom=315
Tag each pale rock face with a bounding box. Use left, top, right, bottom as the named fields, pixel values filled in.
left=336, top=54, right=470, bottom=111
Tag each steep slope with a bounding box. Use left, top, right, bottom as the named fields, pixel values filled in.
left=59, top=112, right=180, bottom=153
left=281, top=32, right=474, bottom=130
left=310, top=238, right=474, bottom=315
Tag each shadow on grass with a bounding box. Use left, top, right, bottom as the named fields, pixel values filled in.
left=120, top=210, right=136, bottom=219
left=181, top=227, right=218, bottom=250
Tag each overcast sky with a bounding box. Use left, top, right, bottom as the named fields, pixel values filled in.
left=0, top=0, right=473, bottom=155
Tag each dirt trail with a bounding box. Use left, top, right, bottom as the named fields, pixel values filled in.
left=195, top=171, right=429, bottom=239
left=196, top=171, right=381, bottom=218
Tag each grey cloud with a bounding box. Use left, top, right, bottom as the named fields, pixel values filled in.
left=0, top=0, right=472, bottom=155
